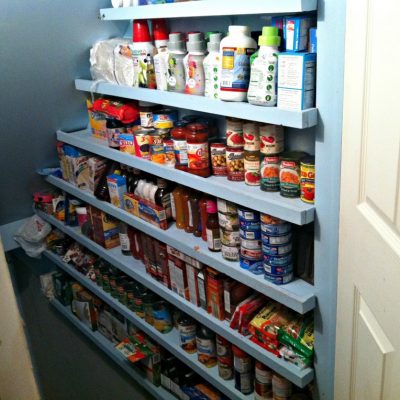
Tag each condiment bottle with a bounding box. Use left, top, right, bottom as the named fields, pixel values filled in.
left=155, top=178, right=172, bottom=219
left=206, top=200, right=221, bottom=252
left=199, top=196, right=209, bottom=242
left=177, top=314, right=197, bottom=354
left=186, top=123, right=210, bottom=178
left=119, top=222, right=131, bottom=256
left=183, top=189, right=193, bottom=233
left=196, top=325, right=217, bottom=368
left=172, top=185, right=187, bottom=229
left=171, top=121, right=189, bottom=171
left=188, top=190, right=202, bottom=237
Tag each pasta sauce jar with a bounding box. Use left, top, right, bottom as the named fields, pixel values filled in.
left=279, top=151, right=307, bottom=198
left=187, top=123, right=211, bottom=177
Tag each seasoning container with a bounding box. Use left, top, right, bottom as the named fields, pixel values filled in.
left=300, top=155, right=315, bottom=204
left=177, top=315, right=197, bottom=354
left=206, top=200, right=221, bottom=252
left=279, top=151, right=308, bottom=198
left=259, top=124, right=284, bottom=155
left=233, top=345, right=254, bottom=395
left=163, top=139, right=176, bottom=167
left=210, top=142, right=227, bottom=176
left=153, top=108, right=178, bottom=129
left=254, top=362, right=273, bottom=400
left=149, top=130, right=166, bottom=164
left=187, top=123, right=211, bottom=177
left=260, top=155, right=280, bottom=192
left=272, top=374, right=292, bottom=398
left=226, top=117, right=244, bottom=147
left=139, top=101, right=158, bottom=127
left=196, top=325, right=217, bottom=368
left=243, top=121, right=260, bottom=151
left=217, top=198, right=238, bottom=214
left=171, top=121, right=189, bottom=171
left=152, top=300, right=173, bottom=333
left=244, top=150, right=261, bottom=186
left=134, top=128, right=152, bottom=159
left=216, top=335, right=234, bottom=380
left=226, top=146, right=245, bottom=181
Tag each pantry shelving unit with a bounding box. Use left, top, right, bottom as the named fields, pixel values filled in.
left=45, top=174, right=315, bottom=313
left=49, top=298, right=176, bottom=400
left=37, top=210, right=314, bottom=388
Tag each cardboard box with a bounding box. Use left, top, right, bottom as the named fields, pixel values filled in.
left=88, top=156, right=108, bottom=193
left=285, top=15, right=314, bottom=52
left=309, top=27, right=317, bottom=53
left=87, top=99, right=107, bottom=140
left=206, top=268, right=225, bottom=321
left=107, top=174, right=127, bottom=209
left=88, top=206, right=120, bottom=249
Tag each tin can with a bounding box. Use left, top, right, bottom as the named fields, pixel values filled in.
left=218, top=356, right=234, bottom=380
left=261, top=232, right=292, bottom=246
left=239, top=228, right=262, bottom=240
left=210, top=142, right=227, bottom=176
left=300, top=156, right=315, bottom=204
left=226, top=117, right=244, bottom=147
left=220, top=228, right=240, bottom=246
left=235, top=370, right=254, bottom=395
left=153, top=109, right=178, bottom=129
left=149, top=131, right=166, bottom=164
left=260, top=155, right=280, bottom=192
left=279, top=151, right=308, bottom=198
left=226, top=147, right=244, bottom=181
left=222, top=244, right=240, bottom=261
left=240, top=258, right=263, bottom=274
left=153, top=300, right=173, bottom=333
left=264, top=271, right=294, bottom=285
left=240, top=238, right=261, bottom=250
left=259, top=124, right=284, bottom=155
left=263, top=253, right=293, bottom=266
left=238, top=207, right=260, bottom=222
left=272, top=374, right=293, bottom=398
left=134, top=129, right=152, bottom=159
left=239, top=220, right=261, bottom=232
left=217, top=198, right=238, bottom=214
left=240, top=247, right=263, bottom=261
left=262, top=242, right=292, bottom=256
left=261, top=221, right=291, bottom=236
left=255, top=362, right=272, bottom=400
left=119, top=133, right=136, bottom=155
left=218, top=212, right=239, bottom=230
left=243, top=122, right=260, bottom=151
left=163, top=139, right=175, bottom=167
left=244, top=150, right=261, bottom=186
left=263, top=263, right=293, bottom=275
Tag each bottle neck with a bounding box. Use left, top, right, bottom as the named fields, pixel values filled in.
left=258, top=45, right=279, bottom=55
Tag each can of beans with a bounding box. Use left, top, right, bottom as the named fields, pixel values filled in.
left=262, top=242, right=292, bottom=256
left=263, top=253, right=293, bottom=266
left=300, top=156, right=315, bottom=204
left=243, top=122, right=260, bottom=151
left=210, top=143, right=227, bottom=176
left=134, top=129, right=152, bottom=159
left=263, top=263, right=293, bottom=275
left=244, top=151, right=261, bottom=186
left=238, top=207, right=260, bottom=222
left=279, top=151, right=308, bottom=198
left=260, top=155, right=280, bottom=192
left=226, top=147, right=245, bottom=181
left=220, top=228, right=240, bottom=246
left=221, top=244, right=240, bottom=261
left=163, top=139, right=175, bottom=167
left=240, top=258, right=263, bottom=274
left=239, top=228, right=261, bottom=240
left=261, top=232, right=292, bottom=246
left=217, top=198, right=238, bottom=214
left=259, top=124, right=284, bottom=155
left=264, top=271, right=293, bottom=285
left=149, top=131, right=166, bottom=164
left=226, top=117, right=244, bottom=147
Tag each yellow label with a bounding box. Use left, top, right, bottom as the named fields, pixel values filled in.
left=222, top=55, right=234, bottom=70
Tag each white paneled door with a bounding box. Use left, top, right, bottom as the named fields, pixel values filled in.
left=335, top=0, right=400, bottom=399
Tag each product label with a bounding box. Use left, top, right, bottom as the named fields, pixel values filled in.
left=174, top=266, right=186, bottom=298
left=224, top=290, right=231, bottom=313
left=206, top=228, right=221, bottom=251
left=210, top=146, right=227, bottom=176
left=244, top=157, right=261, bottom=186
left=226, top=149, right=244, bottom=181
left=178, top=324, right=197, bottom=350
left=173, top=139, right=188, bottom=166
left=259, top=126, right=284, bottom=155
left=234, top=356, right=253, bottom=373
left=187, top=142, right=209, bottom=170
left=119, top=233, right=130, bottom=251
left=280, top=161, right=300, bottom=197
left=196, top=337, right=216, bottom=358
left=132, top=47, right=156, bottom=89
left=220, top=47, right=255, bottom=92
left=140, top=111, right=153, bottom=128
left=167, top=55, right=185, bottom=92
left=197, top=276, right=207, bottom=309
left=170, top=193, right=176, bottom=219
left=204, top=57, right=220, bottom=99
left=260, top=156, right=280, bottom=191
left=186, top=265, right=199, bottom=306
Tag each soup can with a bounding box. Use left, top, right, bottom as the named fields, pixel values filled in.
left=244, top=151, right=261, bottom=186
left=134, top=129, right=152, bottom=159
left=279, top=151, right=308, bottom=198
left=264, top=271, right=294, bottom=285
left=210, top=142, right=227, bottom=176
left=263, top=253, right=293, bottom=266
left=149, top=131, right=166, bottom=164
left=260, top=155, right=280, bottom=192
left=221, top=244, right=240, bottom=261
left=261, top=232, right=292, bottom=246
left=239, top=228, right=261, bottom=240
left=300, top=156, right=315, bottom=204
left=262, top=242, right=292, bottom=256
left=243, top=122, right=260, bottom=151
left=259, top=124, right=284, bottom=155
left=226, top=117, right=244, bottom=147
left=226, top=147, right=245, bottom=181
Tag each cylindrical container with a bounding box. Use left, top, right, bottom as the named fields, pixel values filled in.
left=134, top=129, right=152, bottom=159
left=171, top=121, right=189, bottom=171
left=263, top=263, right=293, bottom=276
left=226, top=146, right=244, bottom=181
left=240, top=257, right=263, bottom=272
left=187, top=123, right=210, bottom=177
left=210, top=142, right=227, bottom=176
left=216, top=335, right=234, bottom=380
left=76, top=207, right=88, bottom=227
left=263, top=253, right=293, bottom=266
left=106, top=118, right=125, bottom=149
left=264, top=271, right=293, bottom=285
left=272, top=374, right=292, bottom=399
left=199, top=196, right=208, bottom=242
left=196, top=325, right=217, bottom=368
left=238, top=207, right=260, bottom=222
left=217, top=198, right=238, bottom=214
left=225, top=117, right=244, bottom=147
left=221, top=244, right=240, bottom=261
left=153, top=109, right=178, bottom=129
left=139, top=101, right=158, bottom=127
left=239, top=220, right=260, bottom=232
left=279, top=151, right=308, bottom=198
left=300, top=155, right=315, bottom=204
left=177, top=315, right=197, bottom=354
left=240, top=238, right=261, bottom=250
left=259, top=124, right=284, bottom=155
left=254, top=362, right=272, bottom=400
left=244, top=150, right=261, bottom=186
left=218, top=212, right=239, bottom=231
left=261, top=232, right=292, bottom=245
left=220, top=228, right=240, bottom=246
left=240, top=247, right=263, bottom=261
left=152, top=300, right=173, bottom=333
left=262, top=242, right=292, bottom=256
left=163, top=139, right=176, bottom=167
left=239, top=228, right=262, bottom=240
left=260, top=155, right=280, bottom=192
left=243, top=121, right=260, bottom=151
left=233, top=345, right=253, bottom=372
left=143, top=292, right=156, bottom=325
left=260, top=221, right=291, bottom=236
left=149, top=131, right=166, bottom=164
left=233, top=346, right=254, bottom=395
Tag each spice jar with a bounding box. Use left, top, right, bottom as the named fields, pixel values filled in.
left=244, top=150, right=261, bottom=186
left=171, top=121, right=189, bottom=171
left=187, top=123, right=210, bottom=177
left=226, top=146, right=244, bottom=181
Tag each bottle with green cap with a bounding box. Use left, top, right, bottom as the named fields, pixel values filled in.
left=247, top=26, right=281, bottom=106
left=203, top=32, right=223, bottom=99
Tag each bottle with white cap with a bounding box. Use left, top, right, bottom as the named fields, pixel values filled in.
left=219, top=26, right=257, bottom=102
left=203, top=32, right=223, bottom=99
left=167, top=33, right=187, bottom=93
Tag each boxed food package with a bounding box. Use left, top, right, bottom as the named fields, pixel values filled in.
left=62, top=145, right=90, bottom=190
left=206, top=267, right=225, bottom=321
left=87, top=98, right=107, bottom=140
left=136, top=335, right=161, bottom=386
left=168, top=256, right=189, bottom=300
left=97, top=303, right=113, bottom=340
left=186, top=263, right=201, bottom=307
left=309, top=27, right=317, bottom=53
left=107, top=174, right=127, bottom=209
left=284, top=15, right=314, bottom=52
left=53, top=271, right=73, bottom=306
left=87, top=206, right=120, bottom=249
left=166, top=245, right=203, bottom=268
left=88, top=157, right=108, bottom=193
left=110, top=309, right=128, bottom=343
left=223, top=279, right=252, bottom=321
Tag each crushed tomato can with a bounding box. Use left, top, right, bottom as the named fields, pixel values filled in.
left=300, top=156, right=315, bottom=204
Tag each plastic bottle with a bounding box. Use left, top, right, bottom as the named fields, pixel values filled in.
left=171, top=121, right=189, bottom=171
left=132, top=20, right=156, bottom=88
left=183, top=189, right=193, bottom=234
left=247, top=27, right=281, bottom=106
left=204, top=32, right=223, bottom=99
left=219, top=26, right=257, bottom=102
left=172, top=185, right=187, bottom=229
left=183, top=32, right=206, bottom=96
left=206, top=200, right=221, bottom=252
left=186, top=123, right=210, bottom=178
left=167, top=33, right=187, bottom=93
left=153, top=19, right=170, bottom=91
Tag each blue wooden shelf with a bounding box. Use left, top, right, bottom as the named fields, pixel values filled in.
left=56, top=130, right=315, bottom=225
left=46, top=174, right=315, bottom=313
left=75, top=79, right=317, bottom=129
left=45, top=249, right=314, bottom=388
left=49, top=298, right=176, bottom=400
left=100, top=0, right=317, bottom=20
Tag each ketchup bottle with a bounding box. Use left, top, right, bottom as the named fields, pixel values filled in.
left=171, top=121, right=189, bottom=171
left=186, top=123, right=210, bottom=178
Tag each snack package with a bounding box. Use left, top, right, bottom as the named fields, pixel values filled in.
left=237, top=295, right=266, bottom=336
left=229, top=293, right=259, bottom=330
left=279, top=345, right=312, bottom=369
left=91, top=99, right=139, bottom=124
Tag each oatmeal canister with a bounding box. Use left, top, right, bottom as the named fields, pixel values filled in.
left=226, top=147, right=245, bottom=181
left=300, top=156, right=315, bottom=204
left=210, top=143, right=227, bottom=176
left=279, top=151, right=308, bottom=198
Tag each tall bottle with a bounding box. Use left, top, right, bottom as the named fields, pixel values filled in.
left=94, top=161, right=119, bottom=201
left=153, top=19, right=170, bottom=91
left=119, top=222, right=131, bottom=256
left=188, top=190, right=202, bottom=237
left=204, top=32, right=223, bottom=99
left=183, top=32, right=206, bottom=96
left=199, top=196, right=208, bottom=242
left=128, top=168, right=142, bottom=193
left=183, top=189, right=193, bottom=234
left=172, top=185, right=187, bottom=229
left=171, top=121, right=189, bottom=171
left=247, top=27, right=281, bottom=106
left=154, top=178, right=172, bottom=219
left=206, top=200, right=221, bottom=252
left=186, top=123, right=210, bottom=178
left=167, top=33, right=187, bottom=93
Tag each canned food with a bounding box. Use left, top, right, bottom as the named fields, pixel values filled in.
left=262, top=242, right=292, bottom=256
left=239, top=228, right=262, bottom=240
left=272, top=374, right=293, bottom=398
left=226, top=147, right=244, bottom=181
left=260, top=155, right=280, bottom=192
left=217, top=198, right=238, bottom=214
left=239, top=220, right=261, bottom=232
left=221, top=244, right=240, bottom=261
left=153, top=109, right=178, bottom=129
left=255, top=362, right=272, bottom=384
left=243, top=122, right=260, bottom=151
left=240, top=238, right=261, bottom=250
left=300, top=156, right=315, bottom=204
left=238, top=208, right=260, bottom=222
left=218, top=212, right=239, bottom=230
left=163, top=139, right=175, bottom=167
left=220, top=228, right=240, bottom=246
left=210, top=143, right=227, bottom=176
left=149, top=132, right=166, bottom=164
left=240, top=247, right=263, bottom=261
left=263, top=253, right=293, bottom=266
left=119, top=133, right=136, bottom=155
left=263, top=263, right=293, bottom=275
left=279, top=151, right=308, bottom=198
left=259, top=124, right=284, bottom=155
left=226, top=117, right=244, bottom=147
left=235, top=370, right=254, bottom=395
left=218, top=356, right=234, bottom=380
left=244, top=150, right=261, bottom=186
left=264, top=272, right=294, bottom=285
left=134, top=129, right=152, bottom=159
left=261, top=232, right=292, bottom=246
left=240, top=257, right=263, bottom=271
left=261, top=221, right=291, bottom=236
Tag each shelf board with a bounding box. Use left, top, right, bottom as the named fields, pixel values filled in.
left=100, top=0, right=317, bottom=20
left=49, top=298, right=176, bottom=400
left=75, top=79, right=317, bottom=129
left=56, top=130, right=315, bottom=225
left=45, top=174, right=315, bottom=313
left=45, top=249, right=313, bottom=388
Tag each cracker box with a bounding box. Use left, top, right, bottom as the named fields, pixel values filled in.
left=284, top=15, right=314, bottom=52
left=88, top=206, right=120, bottom=249
left=107, top=174, right=127, bottom=209
left=88, top=156, right=108, bottom=193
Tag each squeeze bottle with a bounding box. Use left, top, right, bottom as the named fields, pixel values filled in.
left=153, top=19, right=169, bottom=90
left=183, top=32, right=206, bottom=96
left=203, top=32, right=223, bottom=99
left=167, top=33, right=187, bottom=93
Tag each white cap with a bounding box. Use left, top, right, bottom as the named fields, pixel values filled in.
left=228, top=25, right=251, bottom=35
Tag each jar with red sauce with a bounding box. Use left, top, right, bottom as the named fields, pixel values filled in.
left=186, top=123, right=211, bottom=178
left=171, top=121, right=189, bottom=171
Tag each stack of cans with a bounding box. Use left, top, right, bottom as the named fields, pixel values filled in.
left=217, top=199, right=240, bottom=261
left=238, top=207, right=263, bottom=274
left=261, top=214, right=293, bottom=284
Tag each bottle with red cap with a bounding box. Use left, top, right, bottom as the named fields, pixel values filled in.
left=153, top=19, right=169, bottom=91
left=132, top=19, right=156, bottom=89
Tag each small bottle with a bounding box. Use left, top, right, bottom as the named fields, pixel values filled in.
left=167, top=33, right=187, bottom=93
left=128, top=168, right=142, bottom=193
left=94, top=162, right=119, bottom=202
left=199, top=196, right=208, bottom=242
left=187, top=123, right=210, bottom=178
left=171, top=121, right=189, bottom=171
left=155, top=178, right=172, bottom=219
left=204, top=32, right=223, bottom=99
left=196, top=325, right=217, bottom=368
left=183, top=189, right=193, bottom=233
left=172, top=186, right=187, bottom=229
left=189, top=190, right=202, bottom=237
left=184, top=32, right=206, bottom=96
left=206, top=200, right=221, bottom=252
left=119, top=222, right=131, bottom=256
